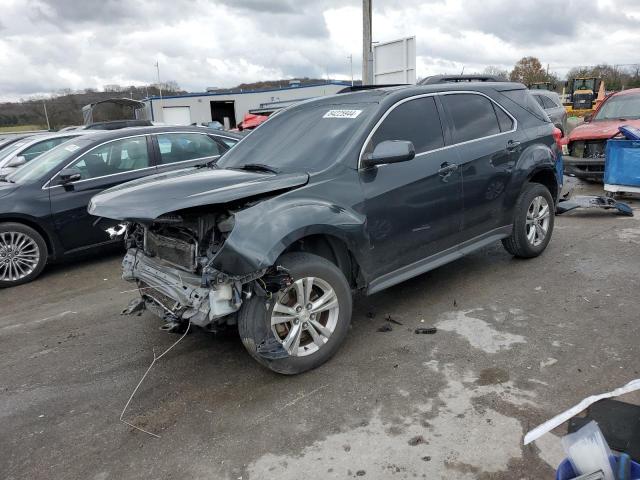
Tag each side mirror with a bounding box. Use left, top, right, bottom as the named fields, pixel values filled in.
left=362, top=140, right=415, bottom=168
left=583, top=113, right=593, bottom=123
left=7, top=155, right=27, bottom=168
left=58, top=167, right=82, bottom=184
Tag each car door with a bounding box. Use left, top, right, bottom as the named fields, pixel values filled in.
left=152, top=132, right=229, bottom=174
left=48, top=135, right=156, bottom=252
left=439, top=92, right=522, bottom=240
left=359, top=95, right=463, bottom=279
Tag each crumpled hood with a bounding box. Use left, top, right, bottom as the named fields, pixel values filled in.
left=88, top=167, right=309, bottom=222
left=567, top=119, right=640, bottom=142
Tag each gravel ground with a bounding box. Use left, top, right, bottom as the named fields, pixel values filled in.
left=1, top=180, right=639, bottom=480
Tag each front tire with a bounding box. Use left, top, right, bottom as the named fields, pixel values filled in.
left=238, top=252, right=352, bottom=375
left=0, top=223, right=48, bottom=288
left=502, top=183, right=554, bottom=258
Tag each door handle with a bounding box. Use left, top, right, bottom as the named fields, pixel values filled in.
left=506, top=140, right=521, bottom=152
left=438, top=162, right=458, bottom=176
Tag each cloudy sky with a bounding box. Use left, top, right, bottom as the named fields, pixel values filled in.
left=1, top=0, right=639, bottom=101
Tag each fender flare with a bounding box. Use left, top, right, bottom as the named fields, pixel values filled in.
left=211, top=199, right=368, bottom=275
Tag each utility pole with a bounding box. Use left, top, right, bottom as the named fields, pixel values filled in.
left=349, top=55, right=354, bottom=86
left=362, top=0, right=372, bottom=85
left=155, top=61, right=164, bottom=121
left=42, top=100, right=50, bottom=130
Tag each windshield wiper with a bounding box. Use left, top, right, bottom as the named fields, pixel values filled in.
left=231, top=163, right=279, bottom=174
left=194, top=156, right=221, bottom=169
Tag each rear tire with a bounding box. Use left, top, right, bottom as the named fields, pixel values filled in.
left=0, top=223, right=48, bottom=288
left=502, top=183, right=554, bottom=258
left=238, top=252, right=352, bottom=375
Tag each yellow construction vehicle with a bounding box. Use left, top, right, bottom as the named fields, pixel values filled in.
left=564, top=77, right=604, bottom=116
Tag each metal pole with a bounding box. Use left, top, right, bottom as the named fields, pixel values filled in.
left=155, top=61, right=164, bottom=121
left=42, top=100, right=50, bottom=130
left=348, top=55, right=354, bottom=86
left=362, top=0, right=372, bottom=85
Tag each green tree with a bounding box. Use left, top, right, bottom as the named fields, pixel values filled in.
left=509, top=56, right=548, bottom=86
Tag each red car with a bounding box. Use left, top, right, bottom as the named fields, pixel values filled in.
left=563, top=87, right=640, bottom=181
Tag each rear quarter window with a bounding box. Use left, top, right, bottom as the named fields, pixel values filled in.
left=499, top=89, right=549, bottom=123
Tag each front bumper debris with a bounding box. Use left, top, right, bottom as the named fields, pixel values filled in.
left=122, top=249, right=239, bottom=327
left=563, top=155, right=604, bottom=181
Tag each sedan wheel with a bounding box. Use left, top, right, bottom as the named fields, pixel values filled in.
left=0, top=231, right=41, bottom=281
left=0, top=223, right=48, bottom=287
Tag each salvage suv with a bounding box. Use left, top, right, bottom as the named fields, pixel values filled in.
left=89, top=82, right=559, bottom=374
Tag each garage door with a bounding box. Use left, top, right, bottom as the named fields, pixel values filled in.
left=162, top=106, right=191, bottom=125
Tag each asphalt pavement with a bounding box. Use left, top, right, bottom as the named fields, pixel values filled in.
left=2, top=181, right=639, bottom=480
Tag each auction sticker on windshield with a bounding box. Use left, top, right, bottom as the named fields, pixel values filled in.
left=323, top=109, right=362, bottom=119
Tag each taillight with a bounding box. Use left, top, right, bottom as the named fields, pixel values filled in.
left=552, top=127, right=562, bottom=150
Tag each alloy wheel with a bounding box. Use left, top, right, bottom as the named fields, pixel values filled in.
left=270, top=276, right=340, bottom=356
left=0, top=231, right=40, bottom=282
left=526, top=196, right=550, bottom=247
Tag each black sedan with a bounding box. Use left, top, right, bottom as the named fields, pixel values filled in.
left=0, top=126, right=242, bottom=287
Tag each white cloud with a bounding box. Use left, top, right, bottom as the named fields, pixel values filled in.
left=0, top=0, right=638, bottom=101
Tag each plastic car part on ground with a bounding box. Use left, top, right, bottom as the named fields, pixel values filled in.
left=524, top=378, right=640, bottom=445
left=556, top=195, right=634, bottom=216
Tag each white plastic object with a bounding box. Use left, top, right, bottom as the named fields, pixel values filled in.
left=561, top=421, right=614, bottom=480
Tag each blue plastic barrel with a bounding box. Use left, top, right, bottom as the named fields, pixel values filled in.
left=556, top=456, right=640, bottom=480
left=605, top=139, right=640, bottom=188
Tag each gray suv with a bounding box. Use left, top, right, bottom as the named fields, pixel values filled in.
left=90, top=82, right=560, bottom=374
left=530, top=90, right=567, bottom=135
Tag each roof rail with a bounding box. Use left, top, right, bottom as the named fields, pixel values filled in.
left=337, top=84, right=408, bottom=94
left=418, top=75, right=507, bottom=85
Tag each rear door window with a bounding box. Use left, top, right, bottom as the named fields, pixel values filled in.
left=368, top=96, right=444, bottom=155
left=441, top=93, right=501, bottom=144
left=156, top=133, right=222, bottom=164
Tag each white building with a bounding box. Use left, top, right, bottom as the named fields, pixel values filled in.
left=143, top=81, right=352, bottom=128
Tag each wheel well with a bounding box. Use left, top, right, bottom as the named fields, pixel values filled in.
left=528, top=168, right=558, bottom=202
left=282, top=234, right=362, bottom=289
left=0, top=218, right=54, bottom=256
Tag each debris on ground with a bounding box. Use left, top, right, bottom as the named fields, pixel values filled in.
left=524, top=378, right=640, bottom=445
left=377, top=323, right=393, bottom=333
left=385, top=314, right=403, bottom=326
left=121, top=298, right=145, bottom=316
left=415, top=327, right=437, bottom=335
left=557, top=195, right=634, bottom=216
left=356, top=470, right=366, bottom=476
left=408, top=435, right=427, bottom=446
left=366, top=312, right=375, bottom=319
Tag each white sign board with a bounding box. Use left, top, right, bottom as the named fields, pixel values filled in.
left=373, top=36, right=416, bottom=85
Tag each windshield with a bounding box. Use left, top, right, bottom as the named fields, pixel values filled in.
left=7, top=138, right=94, bottom=184
left=594, top=93, right=640, bottom=121
left=217, top=102, right=376, bottom=172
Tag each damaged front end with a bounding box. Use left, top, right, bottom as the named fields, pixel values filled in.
left=119, top=211, right=290, bottom=331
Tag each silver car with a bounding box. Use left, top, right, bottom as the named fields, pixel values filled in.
left=530, top=90, right=568, bottom=135
left=0, top=130, right=97, bottom=176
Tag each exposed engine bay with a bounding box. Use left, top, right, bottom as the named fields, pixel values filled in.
left=120, top=208, right=291, bottom=331
left=568, top=140, right=606, bottom=159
